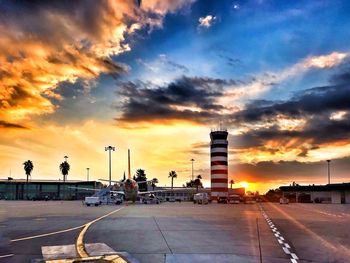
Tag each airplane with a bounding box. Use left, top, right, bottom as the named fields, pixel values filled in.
left=75, top=149, right=171, bottom=205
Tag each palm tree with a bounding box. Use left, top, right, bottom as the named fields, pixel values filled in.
left=23, top=160, right=34, bottom=183
left=229, top=179, right=235, bottom=189
left=151, top=178, right=158, bottom=191
left=194, top=175, right=203, bottom=193
left=168, top=171, right=177, bottom=190
left=59, top=161, right=70, bottom=182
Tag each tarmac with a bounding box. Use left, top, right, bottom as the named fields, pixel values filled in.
left=0, top=201, right=349, bottom=263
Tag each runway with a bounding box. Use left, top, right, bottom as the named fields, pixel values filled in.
left=0, top=201, right=349, bottom=262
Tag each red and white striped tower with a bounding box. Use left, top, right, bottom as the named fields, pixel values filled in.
left=210, top=129, right=228, bottom=200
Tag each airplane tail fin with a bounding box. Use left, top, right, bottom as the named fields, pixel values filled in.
left=128, top=149, right=131, bottom=179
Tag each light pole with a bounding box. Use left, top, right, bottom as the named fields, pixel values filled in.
left=326, top=160, right=331, bottom=184
left=86, top=168, right=90, bottom=181
left=105, top=146, right=115, bottom=186
left=190, top=158, right=195, bottom=181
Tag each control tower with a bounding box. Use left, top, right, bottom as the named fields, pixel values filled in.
left=210, top=129, right=228, bottom=200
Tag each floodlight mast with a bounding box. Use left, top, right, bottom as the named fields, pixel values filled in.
left=105, top=146, right=116, bottom=186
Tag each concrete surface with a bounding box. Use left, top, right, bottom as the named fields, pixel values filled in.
left=0, top=201, right=349, bottom=262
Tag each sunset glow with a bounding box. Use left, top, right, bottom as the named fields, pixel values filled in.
left=1, top=0, right=350, bottom=194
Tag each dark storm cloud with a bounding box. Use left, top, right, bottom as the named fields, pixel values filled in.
left=116, top=76, right=237, bottom=123
left=232, top=84, right=350, bottom=123
left=227, top=68, right=350, bottom=156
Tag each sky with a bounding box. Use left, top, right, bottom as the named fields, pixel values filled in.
left=1, top=0, right=350, bottom=193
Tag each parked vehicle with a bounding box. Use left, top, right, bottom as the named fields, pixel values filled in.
left=228, top=194, right=240, bottom=204
left=279, top=197, right=289, bottom=204
left=217, top=196, right=228, bottom=204
left=244, top=196, right=256, bottom=204
left=193, top=193, right=209, bottom=204
left=84, top=196, right=101, bottom=206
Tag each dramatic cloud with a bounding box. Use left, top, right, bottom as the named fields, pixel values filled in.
left=228, top=70, right=350, bottom=162
left=198, top=15, right=217, bottom=28
left=0, top=0, right=193, bottom=126
left=0, top=121, right=27, bottom=130
left=116, top=76, right=237, bottom=125
left=222, top=51, right=349, bottom=101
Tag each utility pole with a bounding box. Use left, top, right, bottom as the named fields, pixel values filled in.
left=105, top=146, right=116, bottom=186
left=86, top=168, right=90, bottom=181
left=326, top=160, right=331, bottom=184
left=190, top=158, right=195, bottom=181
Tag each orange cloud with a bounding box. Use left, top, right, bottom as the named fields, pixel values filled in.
left=0, top=0, right=192, bottom=126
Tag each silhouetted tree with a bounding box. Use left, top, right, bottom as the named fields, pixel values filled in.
left=59, top=161, right=70, bottom=182
left=168, top=171, right=177, bottom=190
left=194, top=175, right=203, bottom=193
left=229, top=179, right=234, bottom=189
left=23, top=160, right=34, bottom=183
left=135, top=169, right=147, bottom=191
left=186, top=180, right=194, bottom=188
left=151, top=178, right=158, bottom=191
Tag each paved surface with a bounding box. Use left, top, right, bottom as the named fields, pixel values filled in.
left=0, top=201, right=349, bottom=262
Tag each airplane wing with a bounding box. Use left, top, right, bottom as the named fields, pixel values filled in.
left=68, top=186, right=101, bottom=191
left=137, top=188, right=193, bottom=195
left=99, top=178, right=123, bottom=184
left=109, top=190, right=125, bottom=195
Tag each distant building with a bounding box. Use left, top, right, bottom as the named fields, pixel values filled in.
left=280, top=183, right=350, bottom=204
left=0, top=179, right=102, bottom=200
left=210, top=129, right=229, bottom=200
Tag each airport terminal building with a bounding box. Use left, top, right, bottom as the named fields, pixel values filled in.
left=0, top=179, right=102, bottom=200
left=280, top=183, right=350, bottom=204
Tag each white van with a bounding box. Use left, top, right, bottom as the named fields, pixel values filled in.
left=193, top=193, right=209, bottom=204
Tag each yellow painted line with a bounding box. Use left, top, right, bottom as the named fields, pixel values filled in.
left=11, top=207, right=124, bottom=243
left=11, top=225, right=84, bottom=242
left=45, top=254, right=126, bottom=262
left=0, top=254, right=14, bottom=259
left=76, top=207, right=124, bottom=258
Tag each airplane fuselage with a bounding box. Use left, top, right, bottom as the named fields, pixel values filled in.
left=122, top=178, right=139, bottom=202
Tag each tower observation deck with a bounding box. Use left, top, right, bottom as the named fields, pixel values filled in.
left=210, top=129, right=228, bottom=200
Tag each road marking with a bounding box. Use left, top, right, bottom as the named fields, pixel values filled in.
left=76, top=207, right=124, bottom=258
left=259, top=205, right=299, bottom=262
left=11, top=207, right=123, bottom=243
left=34, top=217, right=47, bottom=221
left=11, top=225, right=84, bottom=242
left=0, top=254, right=14, bottom=259
left=42, top=243, right=117, bottom=260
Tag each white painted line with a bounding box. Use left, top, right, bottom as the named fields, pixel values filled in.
left=0, top=254, right=14, bottom=259
left=12, top=208, right=124, bottom=243
left=284, top=243, right=291, bottom=248
left=11, top=224, right=84, bottom=242
left=259, top=204, right=299, bottom=263
left=291, top=253, right=299, bottom=259
left=283, top=247, right=291, bottom=254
